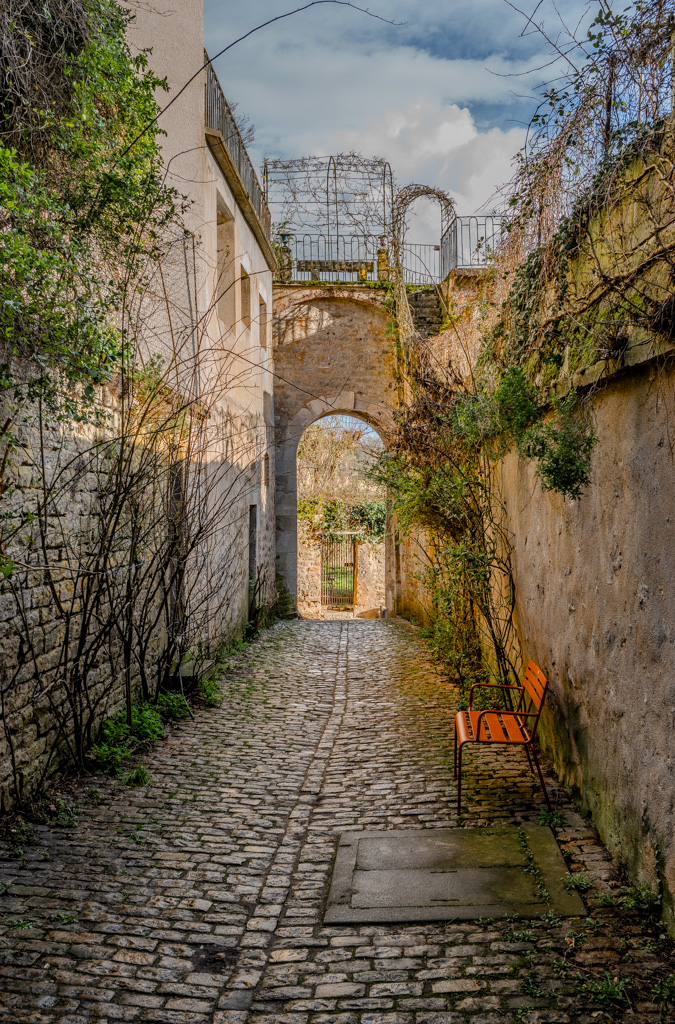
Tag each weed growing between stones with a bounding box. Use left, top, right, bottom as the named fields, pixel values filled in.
left=517, top=826, right=551, bottom=904
left=122, top=763, right=150, bottom=787
left=91, top=691, right=193, bottom=775
left=585, top=969, right=633, bottom=1008
left=653, top=971, right=675, bottom=1010
left=563, top=871, right=596, bottom=893
left=597, top=884, right=661, bottom=913
left=538, top=807, right=568, bottom=827
left=198, top=676, right=224, bottom=708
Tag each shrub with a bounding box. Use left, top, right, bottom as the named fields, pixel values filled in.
left=157, top=693, right=191, bottom=721
left=200, top=676, right=223, bottom=708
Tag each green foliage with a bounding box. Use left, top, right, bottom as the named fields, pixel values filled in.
left=380, top=348, right=596, bottom=687
left=519, top=394, right=596, bottom=501
left=585, top=971, right=632, bottom=1007
left=298, top=497, right=386, bottom=542
left=52, top=799, right=78, bottom=827
left=156, top=693, right=191, bottom=721
left=200, top=676, right=223, bottom=707
left=537, top=808, right=568, bottom=828
left=0, top=0, right=176, bottom=419
left=597, top=884, right=659, bottom=913
left=91, top=738, right=131, bottom=774
left=653, top=972, right=675, bottom=1007
left=562, top=872, right=595, bottom=893
left=92, top=700, right=163, bottom=773
left=123, top=762, right=150, bottom=787
left=521, top=972, right=541, bottom=996
left=537, top=910, right=562, bottom=927
left=56, top=911, right=78, bottom=924
left=130, top=703, right=164, bottom=742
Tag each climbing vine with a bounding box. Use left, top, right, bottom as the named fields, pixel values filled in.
left=382, top=0, right=674, bottom=689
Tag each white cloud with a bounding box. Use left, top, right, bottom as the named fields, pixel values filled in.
left=198, top=0, right=595, bottom=235
left=328, top=96, right=524, bottom=239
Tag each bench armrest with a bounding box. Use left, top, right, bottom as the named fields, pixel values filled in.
left=469, top=682, right=521, bottom=709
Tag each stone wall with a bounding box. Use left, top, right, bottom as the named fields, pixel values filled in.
left=296, top=520, right=385, bottom=619
left=296, top=520, right=322, bottom=617
left=272, top=285, right=398, bottom=612
left=0, top=377, right=277, bottom=810
left=394, top=271, right=675, bottom=933
left=355, top=539, right=385, bottom=615
left=499, top=359, right=675, bottom=932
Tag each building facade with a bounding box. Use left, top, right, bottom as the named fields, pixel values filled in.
left=130, top=1, right=277, bottom=636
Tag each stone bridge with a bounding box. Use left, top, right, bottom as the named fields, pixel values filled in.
left=272, top=283, right=399, bottom=611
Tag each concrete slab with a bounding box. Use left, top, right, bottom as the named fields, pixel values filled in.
left=324, top=825, right=586, bottom=923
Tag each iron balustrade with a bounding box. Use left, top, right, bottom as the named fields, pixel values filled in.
left=441, top=215, right=502, bottom=273
left=403, top=243, right=442, bottom=285
left=282, top=234, right=380, bottom=283
left=276, top=221, right=502, bottom=285
left=204, top=54, right=271, bottom=242
left=277, top=235, right=446, bottom=285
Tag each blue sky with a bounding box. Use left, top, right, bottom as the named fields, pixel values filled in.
left=203, top=0, right=596, bottom=236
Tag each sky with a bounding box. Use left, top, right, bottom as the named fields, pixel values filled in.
left=203, top=0, right=596, bottom=239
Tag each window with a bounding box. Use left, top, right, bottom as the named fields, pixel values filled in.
left=240, top=267, right=251, bottom=330
left=216, top=210, right=235, bottom=330
left=258, top=295, right=268, bottom=350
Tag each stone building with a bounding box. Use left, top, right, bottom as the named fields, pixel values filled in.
left=0, top=0, right=277, bottom=810
left=130, top=0, right=277, bottom=635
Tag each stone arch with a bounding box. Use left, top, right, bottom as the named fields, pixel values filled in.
left=276, top=393, right=396, bottom=614
left=273, top=284, right=399, bottom=612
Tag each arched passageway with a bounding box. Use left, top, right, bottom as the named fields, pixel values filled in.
left=272, top=286, right=399, bottom=612
left=295, top=413, right=386, bottom=619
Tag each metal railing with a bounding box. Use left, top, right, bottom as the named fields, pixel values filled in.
left=204, top=54, right=271, bottom=242
left=278, top=234, right=383, bottom=283
left=441, top=215, right=502, bottom=273
left=276, top=235, right=445, bottom=285
left=275, top=221, right=502, bottom=285
left=403, top=243, right=442, bottom=285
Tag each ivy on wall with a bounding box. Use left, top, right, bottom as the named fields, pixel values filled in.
left=383, top=0, right=675, bottom=690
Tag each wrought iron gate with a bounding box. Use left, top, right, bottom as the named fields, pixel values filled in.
left=321, top=534, right=357, bottom=609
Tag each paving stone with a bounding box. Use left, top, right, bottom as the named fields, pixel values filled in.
left=0, top=620, right=673, bottom=1024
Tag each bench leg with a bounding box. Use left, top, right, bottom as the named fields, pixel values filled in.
left=453, top=726, right=458, bottom=778
left=530, top=741, right=551, bottom=810
left=523, top=742, right=534, bottom=774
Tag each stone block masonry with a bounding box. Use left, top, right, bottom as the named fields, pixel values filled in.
left=297, top=520, right=385, bottom=619
left=1, top=619, right=673, bottom=1022
left=499, top=358, right=675, bottom=936
left=273, top=285, right=398, bottom=612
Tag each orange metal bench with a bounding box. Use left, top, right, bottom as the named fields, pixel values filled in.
left=453, top=659, right=551, bottom=814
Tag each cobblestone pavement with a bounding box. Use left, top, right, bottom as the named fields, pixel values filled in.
left=1, top=620, right=674, bottom=1024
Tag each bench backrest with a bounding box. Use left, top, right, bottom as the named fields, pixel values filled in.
left=516, top=660, right=548, bottom=733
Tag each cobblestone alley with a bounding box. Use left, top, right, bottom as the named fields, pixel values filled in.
left=1, top=620, right=673, bottom=1024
